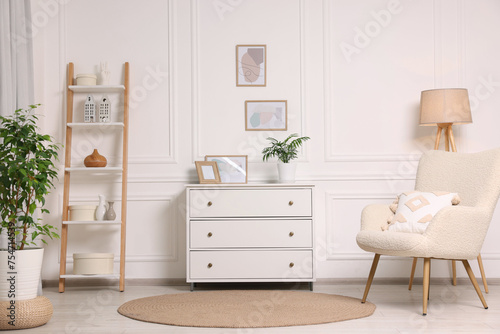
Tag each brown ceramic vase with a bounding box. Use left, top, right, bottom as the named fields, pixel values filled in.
left=84, top=149, right=107, bottom=167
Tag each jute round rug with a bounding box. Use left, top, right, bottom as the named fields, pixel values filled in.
left=117, top=290, right=375, bottom=328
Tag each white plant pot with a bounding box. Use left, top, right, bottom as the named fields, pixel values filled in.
left=0, top=248, right=43, bottom=301
left=277, top=162, right=297, bottom=183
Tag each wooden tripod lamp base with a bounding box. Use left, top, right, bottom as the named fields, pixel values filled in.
left=434, top=123, right=457, bottom=152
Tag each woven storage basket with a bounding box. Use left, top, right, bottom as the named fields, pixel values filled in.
left=0, top=296, right=53, bottom=330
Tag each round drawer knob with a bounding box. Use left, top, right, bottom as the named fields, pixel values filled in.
left=207, top=201, right=213, bottom=207
left=207, top=263, right=213, bottom=268
left=289, top=231, right=294, bottom=237
left=288, top=201, right=294, bottom=206
left=207, top=232, right=213, bottom=238
left=289, top=262, right=295, bottom=268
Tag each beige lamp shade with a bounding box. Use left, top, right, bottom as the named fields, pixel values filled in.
left=419, top=88, right=472, bottom=126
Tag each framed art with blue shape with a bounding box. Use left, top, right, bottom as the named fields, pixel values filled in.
left=205, top=155, right=248, bottom=184
left=245, top=100, right=287, bottom=131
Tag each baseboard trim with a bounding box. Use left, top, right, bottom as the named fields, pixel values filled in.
left=43, top=277, right=500, bottom=288
left=43, top=278, right=188, bottom=288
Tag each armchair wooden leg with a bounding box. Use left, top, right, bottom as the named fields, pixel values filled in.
left=477, top=254, right=489, bottom=293
left=422, top=258, right=431, bottom=315
left=408, top=258, right=418, bottom=290
left=452, top=260, right=457, bottom=286
left=462, top=260, right=488, bottom=309
left=362, top=254, right=380, bottom=303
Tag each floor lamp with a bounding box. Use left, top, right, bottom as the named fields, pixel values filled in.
left=408, top=88, right=488, bottom=292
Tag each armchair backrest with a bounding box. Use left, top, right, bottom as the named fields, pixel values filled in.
left=415, top=148, right=500, bottom=210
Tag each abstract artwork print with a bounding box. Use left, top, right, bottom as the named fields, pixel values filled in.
left=245, top=100, right=287, bottom=131
left=236, top=45, right=266, bottom=86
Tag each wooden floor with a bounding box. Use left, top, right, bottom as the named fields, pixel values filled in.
left=23, top=281, right=500, bottom=333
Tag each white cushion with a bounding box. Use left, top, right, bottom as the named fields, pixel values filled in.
left=388, top=191, right=460, bottom=233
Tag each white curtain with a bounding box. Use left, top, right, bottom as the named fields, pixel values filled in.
left=0, top=1, right=41, bottom=295
left=0, top=0, right=34, bottom=116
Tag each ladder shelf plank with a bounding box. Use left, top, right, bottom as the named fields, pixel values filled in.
left=65, top=167, right=123, bottom=173
left=63, top=220, right=122, bottom=225
left=67, top=122, right=124, bottom=128
left=68, top=85, right=125, bottom=93
left=60, top=274, right=120, bottom=279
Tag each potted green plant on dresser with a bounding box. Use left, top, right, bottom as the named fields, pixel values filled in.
left=262, top=133, right=310, bottom=183
left=0, top=105, right=60, bottom=301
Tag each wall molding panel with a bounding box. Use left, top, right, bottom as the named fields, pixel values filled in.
left=126, top=194, right=179, bottom=263
left=323, top=0, right=334, bottom=162
left=433, top=0, right=467, bottom=88
left=324, top=191, right=500, bottom=262
left=190, top=0, right=200, bottom=161
left=322, top=0, right=466, bottom=163
left=58, top=0, right=178, bottom=166
left=191, top=0, right=308, bottom=162
left=324, top=192, right=395, bottom=261
left=59, top=194, right=178, bottom=264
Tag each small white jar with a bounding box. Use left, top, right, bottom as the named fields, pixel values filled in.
left=69, top=205, right=97, bottom=221
left=76, top=74, right=97, bottom=86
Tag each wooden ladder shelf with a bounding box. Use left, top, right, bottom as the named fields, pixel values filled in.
left=59, top=62, right=129, bottom=292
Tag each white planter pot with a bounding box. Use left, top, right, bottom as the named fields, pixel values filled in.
left=277, top=162, right=297, bottom=183
left=0, top=248, right=43, bottom=301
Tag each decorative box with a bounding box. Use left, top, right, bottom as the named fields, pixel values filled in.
left=73, top=253, right=114, bottom=275
left=69, top=205, right=97, bottom=221
left=76, top=74, right=97, bottom=86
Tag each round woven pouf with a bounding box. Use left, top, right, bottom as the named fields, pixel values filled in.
left=0, top=296, right=53, bottom=330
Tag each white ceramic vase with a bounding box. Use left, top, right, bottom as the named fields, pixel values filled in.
left=277, top=161, right=297, bottom=183
left=96, top=194, right=107, bottom=221
left=0, top=248, right=44, bottom=301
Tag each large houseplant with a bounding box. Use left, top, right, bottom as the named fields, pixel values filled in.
left=0, top=105, right=60, bottom=300
left=262, top=133, right=310, bottom=183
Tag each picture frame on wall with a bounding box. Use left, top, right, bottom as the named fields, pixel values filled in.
left=245, top=100, right=287, bottom=131
left=205, top=155, right=248, bottom=184
left=236, top=45, right=266, bottom=87
left=195, top=161, right=221, bottom=184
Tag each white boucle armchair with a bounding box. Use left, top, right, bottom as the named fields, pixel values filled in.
left=356, top=148, right=500, bottom=315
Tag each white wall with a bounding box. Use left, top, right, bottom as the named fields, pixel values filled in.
left=31, top=0, right=500, bottom=282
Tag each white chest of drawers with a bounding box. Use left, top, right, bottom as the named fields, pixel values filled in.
left=186, top=184, right=315, bottom=290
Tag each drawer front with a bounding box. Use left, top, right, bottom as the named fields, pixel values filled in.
left=189, top=250, right=313, bottom=279
left=190, top=220, right=312, bottom=248
left=189, top=189, right=312, bottom=218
